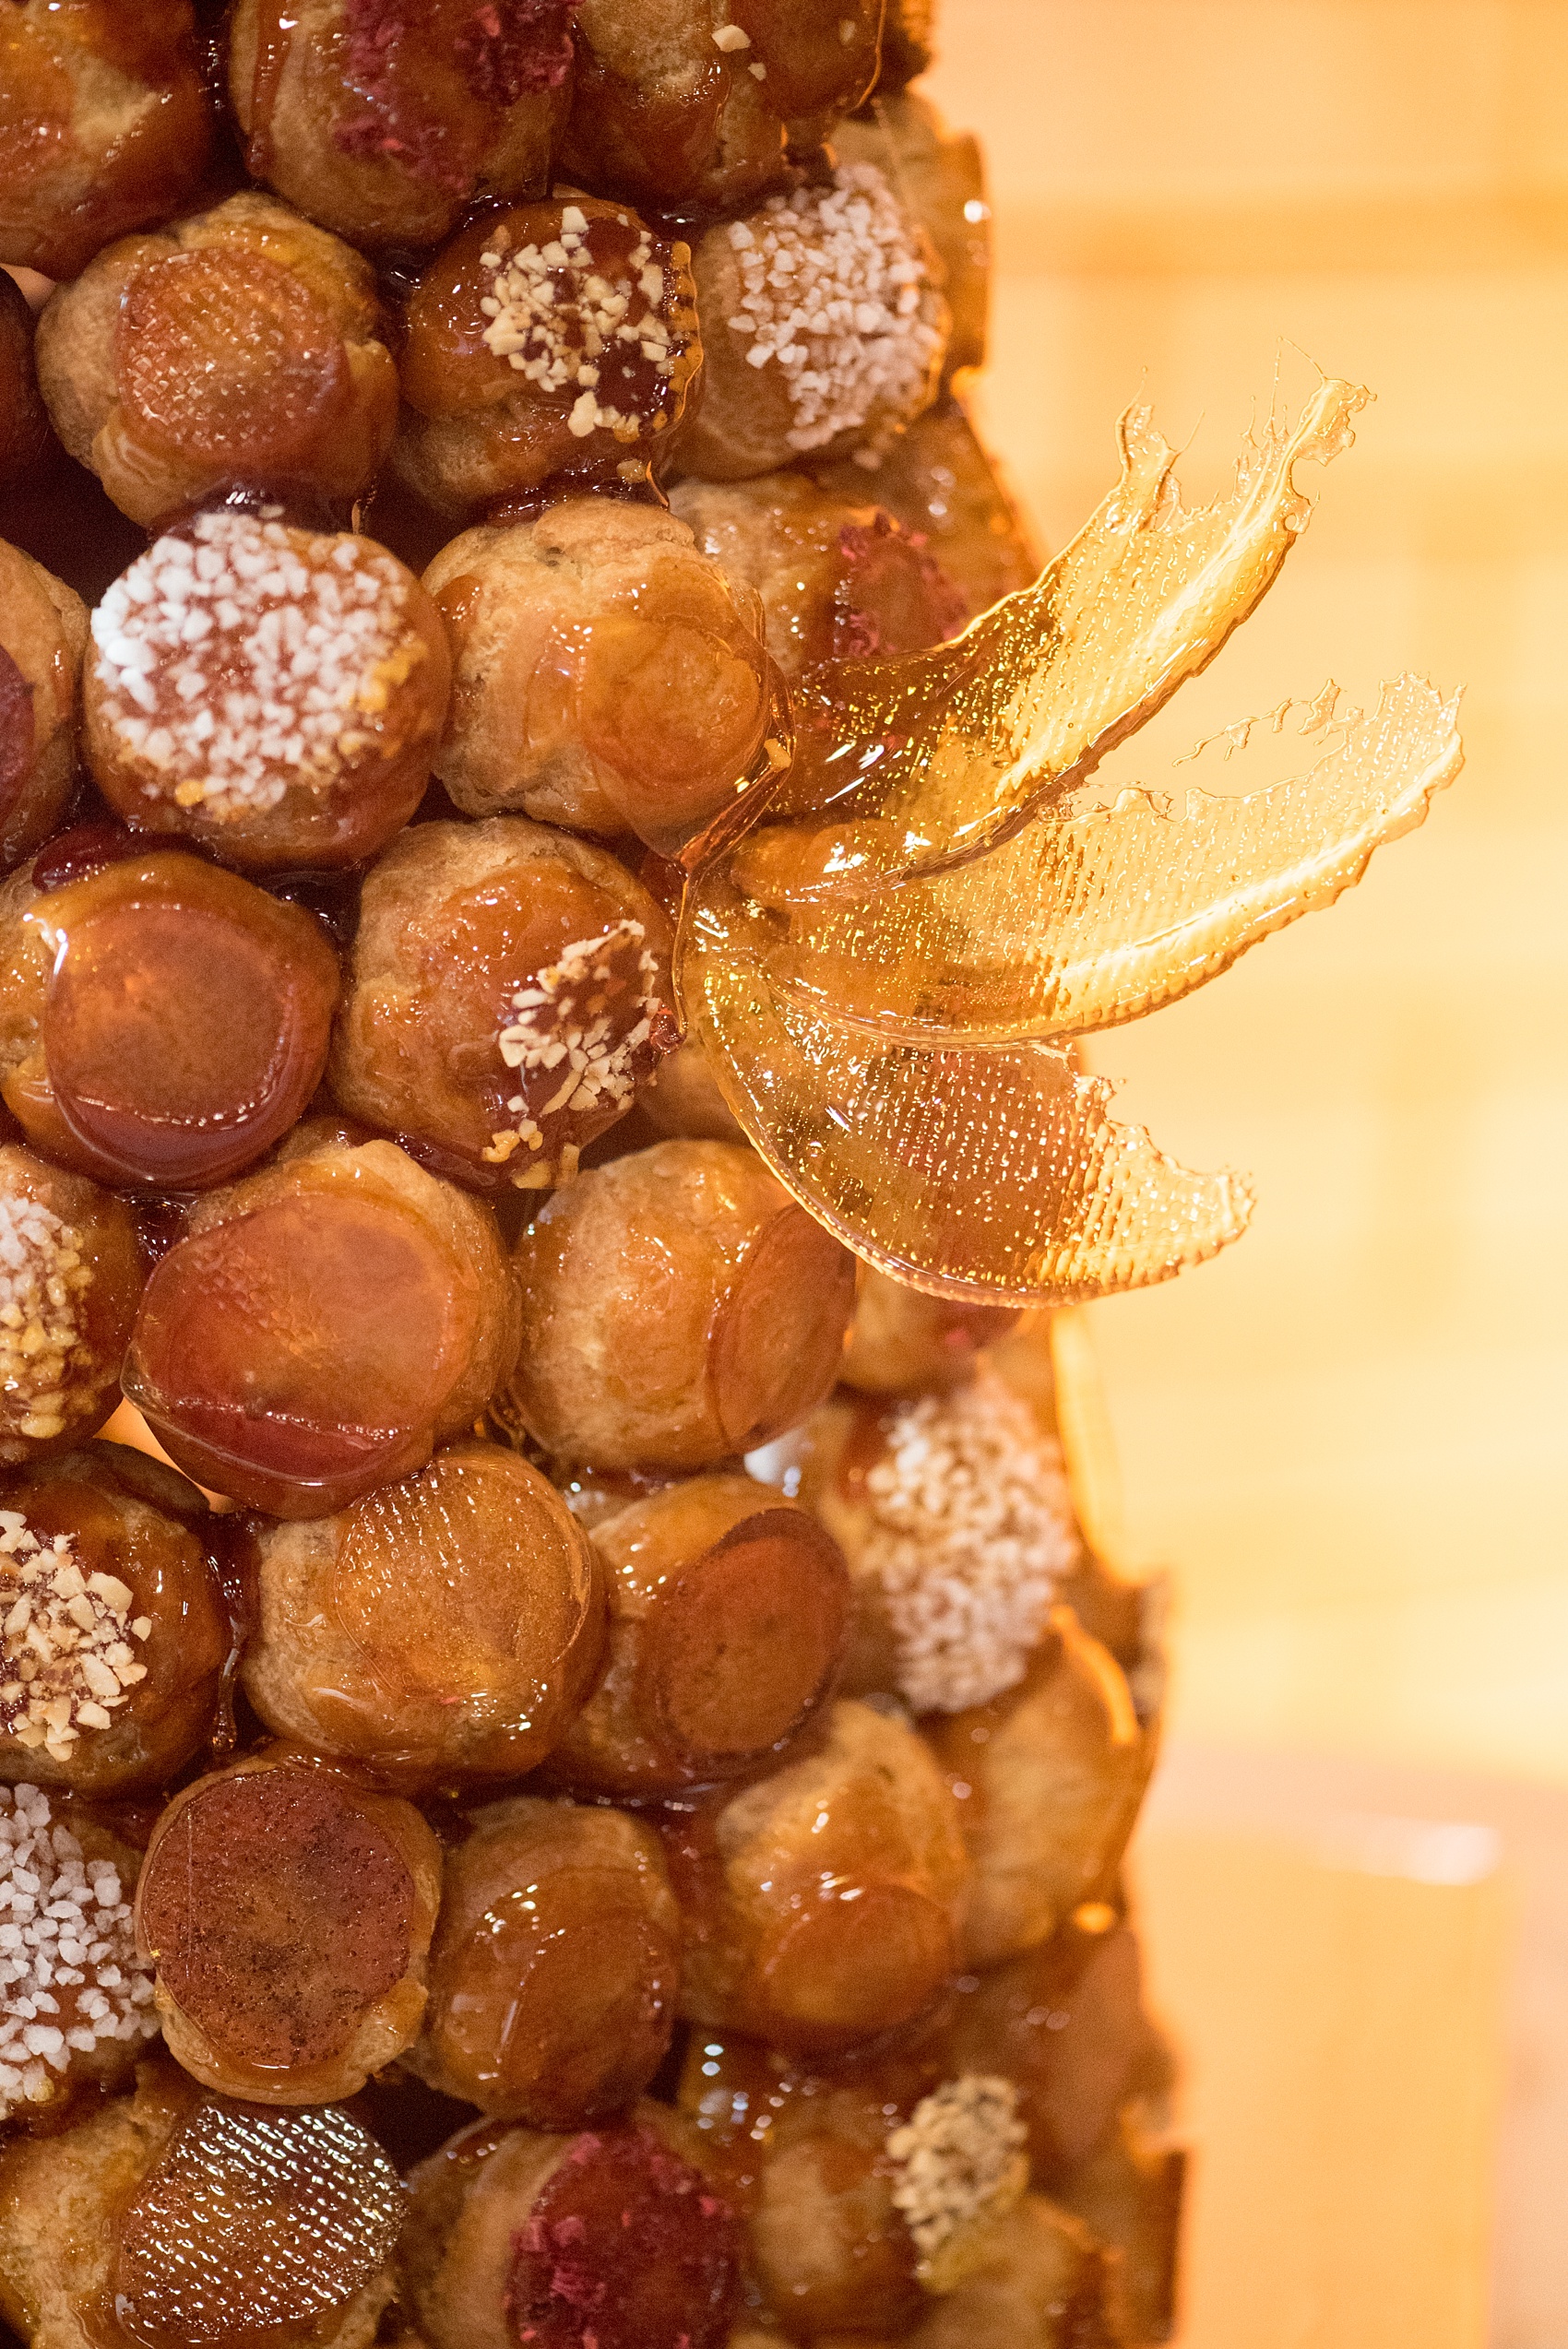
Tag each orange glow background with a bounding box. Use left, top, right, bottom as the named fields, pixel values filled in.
left=925, top=6, right=1568, bottom=2343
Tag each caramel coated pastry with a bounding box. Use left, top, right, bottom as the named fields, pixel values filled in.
left=659, top=1699, right=969, bottom=2055
left=83, top=508, right=450, bottom=872
left=875, top=0, right=937, bottom=90
left=677, top=2037, right=928, bottom=2337
left=945, top=1920, right=1168, bottom=2190
left=669, top=472, right=967, bottom=682
left=835, top=91, right=990, bottom=378
left=242, top=1441, right=604, bottom=1786
left=35, top=191, right=398, bottom=527
left=395, top=196, right=701, bottom=516
left=0, top=1441, right=228, bottom=1796
left=1055, top=2108, right=1184, bottom=2349
left=0, top=849, right=340, bottom=1190
left=673, top=164, right=948, bottom=482
left=329, top=817, right=675, bottom=1195
left=560, top=0, right=883, bottom=217
left=840, top=1265, right=1022, bottom=1396
left=543, top=1475, right=849, bottom=1797
left=926, top=1607, right=1149, bottom=1971
left=790, top=1363, right=1076, bottom=1716
left=137, top=1750, right=442, bottom=2104
left=903, top=2196, right=1120, bottom=2349
left=638, top=1033, right=747, bottom=1144
left=400, top=2106, right=742, bottom=2349
left=124, top=1135, right=519, bottom=1517
left=0, top=2057, right=403, bottom=2349
left=0, top=538, right=86, bottom=876
left=0, top=4, right=213, bottom=281
left=0, top=271, right=51, bottom=490
left=509, top=1139, right=856, bottom=1471
left=0, top=1149, right=142, bottom=1469
left=0, top=1785, right=159, bottom=2126
left=424, top=500, right=774, bottom=856
left=806, top=391, right=1041, bottom=626
left=229, top=0, right=575, bottom=255
left=408, top=1797, right=681, bottom=2124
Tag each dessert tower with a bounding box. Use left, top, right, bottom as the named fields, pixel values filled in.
left=0, top=5, right=1457, bottom=2344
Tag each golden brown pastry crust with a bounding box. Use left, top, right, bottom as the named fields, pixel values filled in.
left=669, top=470, right=967, bottom=680
left=0, top=540, right=86, bottom=877
left=540, top=1473, right=849, bottom=1797
left=0, top=272, right=51, bottom=492
left=395, top=195, right=701, bottom=516
left=35, top=191, right=398, bottom=526
left=0, top=3, right=215, bottom=281
left=136, top=1749, right=443, bottom=2104
left=407, top=1797, right=681, bottom=2122
left=672, top=164, right=948, bottom=482
left=124, top=1133, right=519, bottom=1517
left=805, top=389, right=1042, bottom=622
left=508, top=1137, right=857, bottom=1472
left=924, top=1608, right=1151, bottom=1970
left=328, top=816, right=675, bottom=1192
left=229, top=0, right=574, bottom=254
left=0, top=2058, right=400, bottom=2349
left=0, top=1157, right=143, bottom=1468
left=81, top=512, right=449, bottom=873
left=660, top=1698, right=969, bottom=2053
left=0, top=1441, right=227, bottom=1795
left=0, top=849, right=342, bottom=1187
left=241, top=1441, right=605, bottom=1786
left=559, top=0, right=883, bottom=217
left=834, top=89, right=991, bottom=378
left=424, top=498, right=775, bottom=854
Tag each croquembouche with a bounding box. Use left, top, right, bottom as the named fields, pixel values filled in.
left=0, top=5, right=1458, bottom=2344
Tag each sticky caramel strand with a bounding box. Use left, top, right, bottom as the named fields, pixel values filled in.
left=885, top=2074, right=1028, bottom=2264
left=486, top=919, right=668, bottom=1185
left=480, top=207, right=687, bottom=440
left=724, top=164, right=944, bottom=456
left=0, top=1515, right=151, bottom=1762
left=859, top=1363, right=1075, bottom=1714
left=92, top=511, right=422, bottom=820
left=0, top=1784, right=158, bottom=2116
left=0, top=1194, right=93, bottom=1442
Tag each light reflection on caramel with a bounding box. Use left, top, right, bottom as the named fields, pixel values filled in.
left=677, top=386, right=1462, bottom=1304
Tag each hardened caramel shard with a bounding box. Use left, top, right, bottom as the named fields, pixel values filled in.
left=764, top=375, right=1372, bottom=887
left=684, top=975, right=1253, bottom=1303
left=694, top=673, right=1464, bottom=1045
left=676, top=385, right=1463, bottom=1303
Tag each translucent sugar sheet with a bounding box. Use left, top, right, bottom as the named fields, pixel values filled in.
left=763, top=377, right=1372, bottom=886
left=675, top=380, right=1464, bottom=1302
left=691, top=674, right=1464, bottom=1046
left=686, top=975, right=1253, bottom=1303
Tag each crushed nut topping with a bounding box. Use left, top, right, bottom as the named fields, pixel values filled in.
left=723, top=163, right=945, bottom=454
left=479, top=207, right=689, bottom=440
left=0, top=1783, right=158, bottom=2117
left=0, top=1194, right=92, bottom=1444
left=885, top=2074, right=1028, bottom=2266
left=0, top=1516, right=151, bottom=1762
left=859, top=1362, right=1076, bottom=1714
left=91, top=510, right=423, bottom=819
left=484, top=919, right=668, bottom=1185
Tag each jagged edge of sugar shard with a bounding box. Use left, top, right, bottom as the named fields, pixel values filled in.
left=767, top=375, right=1372, bottom=895
left=683, top=963, right=1253, bottom=1305
left=732, top=672, right=1465, bottom=1047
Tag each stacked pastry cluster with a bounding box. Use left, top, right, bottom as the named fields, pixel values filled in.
left=0, top=6, right=1182, bottom=2346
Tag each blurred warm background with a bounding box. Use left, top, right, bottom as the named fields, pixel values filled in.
left=924, top=5, right=1568, bottom=2344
